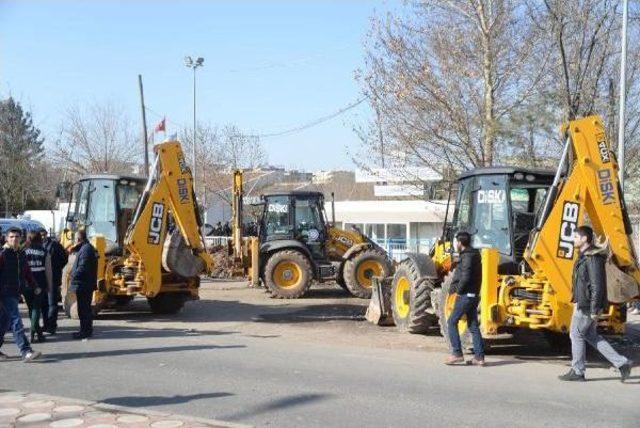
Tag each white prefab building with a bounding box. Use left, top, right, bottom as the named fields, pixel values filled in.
left=332, top=200, right=450, bottom=260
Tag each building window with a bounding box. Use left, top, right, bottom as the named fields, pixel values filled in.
left=387, top=223, right=407, bottom=243
left=365, top=224, right=385, bottom=241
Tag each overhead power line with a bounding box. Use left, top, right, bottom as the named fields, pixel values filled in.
left=144, top=96, right=367, bottom=140
left=250, top=97, right=367, bottom=139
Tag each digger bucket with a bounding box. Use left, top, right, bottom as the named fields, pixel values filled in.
left=365, top=276, right=394, bottom=326
left=162, top=230, right=207, bottom=278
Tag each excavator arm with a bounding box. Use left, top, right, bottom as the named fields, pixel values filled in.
left=525, top=115, right=640, bottom=303
left=124, top=141, right=214, bottom=297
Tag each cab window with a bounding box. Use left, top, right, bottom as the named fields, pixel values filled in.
left=264, top=196, right=292, bottom=236
left=86, top=179, right=117, bottom=243
left=473, top=175, right=511, bottom=255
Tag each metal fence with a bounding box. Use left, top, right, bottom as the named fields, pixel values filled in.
left=204, top=236, right=231, bottom=250
left=203, top=235, right=433, bottom=262
left=373, top=239, right=435, bottom=262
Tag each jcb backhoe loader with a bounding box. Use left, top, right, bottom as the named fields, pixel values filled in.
left=370, top=115, right=639, bottom=345
left=60, top=141, right=214, bottom=316
left=224, top=170, right=392, bottom=299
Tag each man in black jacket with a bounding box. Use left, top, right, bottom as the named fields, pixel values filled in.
left=559, top=225, right=632, bottom=382
left=70, top=229, right=97, bottom=339
left=41, top=228, right=68, bottom=334
left=445, top=231, right=484, bottom=366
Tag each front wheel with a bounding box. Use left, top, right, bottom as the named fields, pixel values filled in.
left=390, top=258, right=437, bottom=334
left=343, top=249, right=392, bottom=299
left=264, top=250, right=313, bottom=299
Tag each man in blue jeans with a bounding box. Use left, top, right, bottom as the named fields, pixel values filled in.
left=0, top=227, right=42, bottom=362
left=445, top=231, right=485, bottom=366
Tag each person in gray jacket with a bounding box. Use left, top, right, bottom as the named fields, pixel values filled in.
left=559, top=225, right=632, bottom=382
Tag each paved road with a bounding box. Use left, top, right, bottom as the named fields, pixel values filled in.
left=2, top=280, right=639, bottom=427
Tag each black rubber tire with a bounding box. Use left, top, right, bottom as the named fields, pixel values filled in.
left=343, top=249, right=392, bottom=299
left=147, top=293, right=185, bottom=314
left=264, top=250, right=313, bottom=299
left=438, top=271, right=472, bottom=350
left=114, top=296, right=134, bottom=307
left=390, top=258, right=437, bottom=334
left=336, top=261, right=348, bottom=291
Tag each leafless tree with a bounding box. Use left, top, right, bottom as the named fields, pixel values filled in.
left=356, top=0, right=549, bottom=176
left=54, top=102, right=140, bottom=177
left=179, top=123, right=266, bottom=205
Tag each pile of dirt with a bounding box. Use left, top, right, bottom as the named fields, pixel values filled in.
left=207, top=246, right=235, bottom=278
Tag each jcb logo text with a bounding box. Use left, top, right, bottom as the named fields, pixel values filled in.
left=557, top=202, right=579, bottom=259
left=148, top=203, right=164, bottom=245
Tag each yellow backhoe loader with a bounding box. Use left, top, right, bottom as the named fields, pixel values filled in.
left=369, top=115, right=639, bottom=347
left=60, top=141, right=214, bottom=316
left=223, top=170, right=392, bottom=299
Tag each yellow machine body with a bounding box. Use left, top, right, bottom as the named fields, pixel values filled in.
left=452, top=116, right=638, bottom=336
left=226, top=170, right=391, bottom=298
left=60, top=141, right=214, bottom=315
left=385, top=115, right=639, bottom=339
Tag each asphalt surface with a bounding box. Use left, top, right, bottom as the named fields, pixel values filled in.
left=2, top=280, right=639, bottom=427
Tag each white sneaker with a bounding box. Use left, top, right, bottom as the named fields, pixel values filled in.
left=22, top=351, right=42, bottom=363
left=630, top=308, right=640, bottom=315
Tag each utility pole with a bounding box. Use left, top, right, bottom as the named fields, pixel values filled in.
left=618, top=0, right=629, bottom=190
left=184, top=56, right=204, bottom=201
left=138, top=74, right=149, bottom=176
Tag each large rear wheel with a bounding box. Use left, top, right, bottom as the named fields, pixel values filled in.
left=390, top=258, right=437, bottom=334
left=343, top=249, right=391, bottom=299
left=264, top=250, right=313, bottom=299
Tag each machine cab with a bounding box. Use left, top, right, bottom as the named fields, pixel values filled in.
left=260, top=191, right=328, bottom=260
left=64, top=174, right=146, bottom=254
left=449, top=167, right=554, bottom=273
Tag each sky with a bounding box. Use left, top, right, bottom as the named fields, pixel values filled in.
left=0, top=0, right=402, bottom=171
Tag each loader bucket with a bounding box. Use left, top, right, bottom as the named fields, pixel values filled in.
left=365, top=276, right=394, bottom=326
left=162, top=230, right=207, bottom=278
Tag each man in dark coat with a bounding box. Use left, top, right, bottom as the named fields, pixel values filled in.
left=41, top=228, right=68, bottom=334
left=445, top=231, right=485, bottom=366
left=559, top=225, right=632, bottom=382
left=70, top=229, right=97, bottom=339
left=0, top=227, right=42, bottom=361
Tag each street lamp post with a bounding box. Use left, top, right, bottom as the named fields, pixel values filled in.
left=618, top=0, right=629, bottom=191
left=184, top=56, right=204, bottom=201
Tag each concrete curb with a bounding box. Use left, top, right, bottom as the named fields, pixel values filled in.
left=8, top=391, right=252, bottom=428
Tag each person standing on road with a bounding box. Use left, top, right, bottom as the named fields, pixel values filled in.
left=23, top=231, right=50, bottom=343
left=41, top=228, right=68, bottom=335
left=559, top=226, right=632, bottom=382
left=445, top=231, right=485, bottom=366
left=69, top=229, right=97, bottom=339
left=0, top=227, right=42, bottom=362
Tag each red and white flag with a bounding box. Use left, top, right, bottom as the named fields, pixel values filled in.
left=154, top=117, right=166, bottom=133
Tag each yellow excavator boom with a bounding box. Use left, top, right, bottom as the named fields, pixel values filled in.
left=525, top=115, right=640, bottom=303
left=124, top=141, right=214, bottom=297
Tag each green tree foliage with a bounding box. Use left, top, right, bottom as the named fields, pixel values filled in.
left=0, top=97, right=45, bottom=216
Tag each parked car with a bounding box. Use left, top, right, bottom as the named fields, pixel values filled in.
left=0, top=218, right=47, bottom=243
